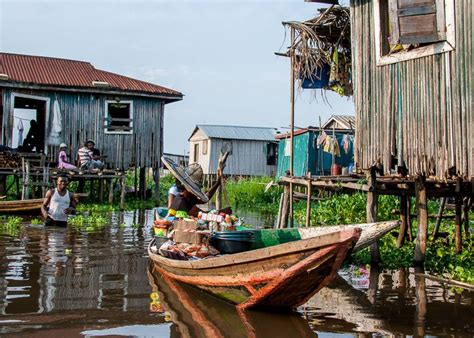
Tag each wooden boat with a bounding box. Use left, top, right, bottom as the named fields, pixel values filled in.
left=148, top=221, right=399, bottom=310
left=0, top=193, right=89, bottom=213
left=0, top=198, right=43, bottom=213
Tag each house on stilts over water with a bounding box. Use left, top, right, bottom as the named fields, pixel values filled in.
left=0, top=52, right=182, bottom=201
left=279, top=1, right=472, bottom=263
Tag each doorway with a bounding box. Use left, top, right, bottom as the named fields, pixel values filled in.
left=13, top=94, right=48, bottom=153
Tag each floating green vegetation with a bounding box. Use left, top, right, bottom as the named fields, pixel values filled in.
left=30, top=218, right=43, bottom=225
left=225, top=177, right=282, bottom=212
left=0, top=216, right=23, bottom=236
left=68, top=214, right=108, bottom=232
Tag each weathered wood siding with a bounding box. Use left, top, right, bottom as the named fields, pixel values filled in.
left=351, top=0, right=473, bottom=179
left=2, top=88, right=164, bottom=169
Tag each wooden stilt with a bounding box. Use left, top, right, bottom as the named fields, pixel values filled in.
left=367, top=265, right=380, bottom=305
left=279, top=186, right=290, bottom=229
left=414, top=175, right=428, bottom=265
left=305, top=176, right=312, bottom=228
left=99, top=178, right=104, bottom=201
left=153, top=167, right=160, bottom=206
left=139, top=167, right=146, bottom=200
left=120, top=176, right=126, bottom=210
left=275, top=192, right=284, bottom=229
left=454, top=178, right=462, bottom=253
left=367, top=166, right=380, bottom=265
left=134, top=167, right=138, bottom=198
left=462, top=197, right=471, bottom=237
left=407, top=197, right=413, bottom=241
left=108, top=178, right=114, bottom=204
left=397, top=194, right=408, bottom=247
left=432, top=197, right=446, bottom=240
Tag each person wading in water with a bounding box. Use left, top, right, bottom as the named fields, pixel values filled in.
left=41, top=175, right=77, bottom=227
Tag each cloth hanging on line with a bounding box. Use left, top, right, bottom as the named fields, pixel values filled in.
left=323, top=136, right=340, bottom=156
left=341, top=134, right=353, bottom=154
left=316, top=130, right=327, bottom=148
left=48, top=99, right=62, bottom=146
left=17, top=119, right=24, bottom=148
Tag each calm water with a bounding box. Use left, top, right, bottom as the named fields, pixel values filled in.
left=0, top=210, right=473, bottom=337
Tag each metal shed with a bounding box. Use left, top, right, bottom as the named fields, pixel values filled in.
left=188, top=125, right=278, bottom=176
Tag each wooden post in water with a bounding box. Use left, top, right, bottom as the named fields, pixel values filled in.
left=278, top=185, right=290, bottom=228
left=367, top=166, right=380, bottom=265
left=397, top=194, right=408, bottom=247
left=462, top=197, right=471, bottom=237
left=305, top=173, right=312, bottom=228
left=119, top=175, right=126, bottom=210
left=153, top=167, right=160, bottom=206
left=108, top=178, right=114, bottom=204
left=454, top=177, right=462, bottom=253
left=139, top=167, right=146, bottom=200
left=432, top=197, right=446, bottom=240
left=414, top=175, right=428, bottom=265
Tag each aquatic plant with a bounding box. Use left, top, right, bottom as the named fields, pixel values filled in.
left=0, top=216, right=23, bottom=236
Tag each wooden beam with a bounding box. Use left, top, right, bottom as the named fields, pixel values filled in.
left=454, top=178, right=462, bottom=253
left=305, top=176, right=312, bottom=228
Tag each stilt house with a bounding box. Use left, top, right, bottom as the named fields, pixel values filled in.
left=0, top=53, right=182, bottom=170
left=188, top=125, right=278, bottom=177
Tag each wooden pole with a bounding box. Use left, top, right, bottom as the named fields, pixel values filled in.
left=454, top=177, right=462, bottom=253
left=407, top=197, right=413, bottom=241
left=462, top=197, right=471, bottom=237
left=289, top=27, right=295, bottom=228
left=279, top=186, right=290, bottom=229
left=305, top=175, right=312, bottom=228
left=367, top=166, right=380, bottom=265
left=397, top=194, right=408, bottom=247
left=99, top=178, right=104, bottom=201
left=134, top=167, right=138, bottom=198
left=153, top=167, right=160, bottom=206
left=108, top=178, right=114, bottom=204
left=414, top=175, right=428, bottom=265
left=119, top=176, right=126, bottom=210
left=140, top=167, right=147, bottom=200
left=432, top=197, right=446, bottom=240
left=319, top=116, right=324, bottom=175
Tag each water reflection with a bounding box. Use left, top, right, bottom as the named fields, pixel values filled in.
left=0, top=209, right=472, bottom=337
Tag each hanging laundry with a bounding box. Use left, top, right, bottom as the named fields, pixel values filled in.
left=17, top=119, right=24, bottom=148
left=316, top=130, right=327, bottom=148
left=342, top=134, right=351, bottom=154
left=323, top=136, right=340, bottom=156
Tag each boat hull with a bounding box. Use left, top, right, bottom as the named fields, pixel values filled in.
left=149, top=228, right=360, bottom=310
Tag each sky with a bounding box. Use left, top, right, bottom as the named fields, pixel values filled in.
left=0, top=0, right=354, bottom=155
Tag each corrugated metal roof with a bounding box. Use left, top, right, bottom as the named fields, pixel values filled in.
left=0, top=53, right=182, bottom=99
left=193, top=125, right=277, bottom=141
left=322, top=115, right=355, bottom=130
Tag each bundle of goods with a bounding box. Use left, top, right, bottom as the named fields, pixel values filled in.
left=152, top=208, right=254, bottom=260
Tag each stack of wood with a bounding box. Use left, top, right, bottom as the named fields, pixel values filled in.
left=0, top=151, right=20, bottom=168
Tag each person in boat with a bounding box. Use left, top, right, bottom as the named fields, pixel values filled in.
left=57, top=143, right=77, bottom=170
left=162, top=156, right=224, bottom=217
left=167, top=179, right=184, bottom=208
left=41, top=175, right=77, bottom=227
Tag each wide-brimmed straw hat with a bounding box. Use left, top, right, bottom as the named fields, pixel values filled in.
left=161, top=156, right=208, bottom=202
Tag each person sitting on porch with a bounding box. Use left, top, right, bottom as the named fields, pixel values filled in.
left=41, top=175, right=77, bottom=227
left=77, top=140, right=103, bottom=170
left=57, top=143, right=77, bottom=170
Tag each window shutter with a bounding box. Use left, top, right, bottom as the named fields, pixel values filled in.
left=389, top=0, right=445, bottom=45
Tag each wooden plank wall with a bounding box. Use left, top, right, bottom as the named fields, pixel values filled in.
left=2, top=88, right=164, bottom=169
left=351, top=0, right=473, bottom=180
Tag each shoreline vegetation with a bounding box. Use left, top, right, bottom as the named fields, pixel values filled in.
left=0, top=174, right=472, bottom=285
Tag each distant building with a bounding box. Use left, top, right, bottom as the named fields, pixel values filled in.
left=276, top=115, right=355, bottom=177
left=188, top=125, right=278, bottom=176
left=0, top=52, right=182, bottom=170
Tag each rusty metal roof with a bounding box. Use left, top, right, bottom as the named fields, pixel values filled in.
left=0, top=53, right=182, bottom=100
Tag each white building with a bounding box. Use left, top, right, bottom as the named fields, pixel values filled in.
left=188, top=125, right=278, bottom=176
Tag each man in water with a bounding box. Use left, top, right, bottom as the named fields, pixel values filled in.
left=41, top=175, right=77, bottom=227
